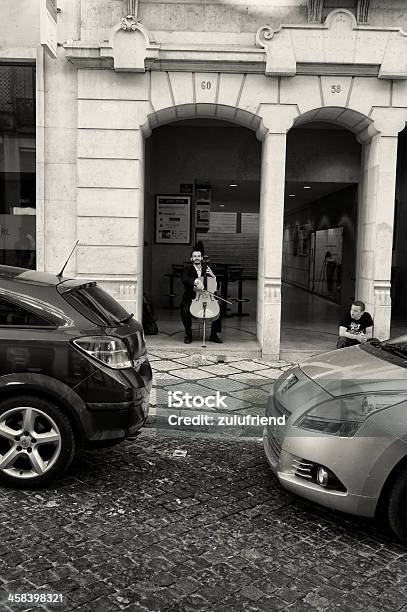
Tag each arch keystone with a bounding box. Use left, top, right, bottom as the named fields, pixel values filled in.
left=104, top=19, right=159, bottom=72
left=324, top=9, right=357, bottom=31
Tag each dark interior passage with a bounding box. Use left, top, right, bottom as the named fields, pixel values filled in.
left=282, top=125, right=361, bottom=309
left=391, top=126, right=407, bottom=337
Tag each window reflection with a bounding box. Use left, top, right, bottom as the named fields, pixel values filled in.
left=0, top=65, right=36, bottom=269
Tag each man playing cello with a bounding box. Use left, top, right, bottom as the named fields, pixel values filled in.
left=180, top=248, right=223, bottom=344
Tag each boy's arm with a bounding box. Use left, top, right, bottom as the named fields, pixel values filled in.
left=339, top=326, right=365, bottom=342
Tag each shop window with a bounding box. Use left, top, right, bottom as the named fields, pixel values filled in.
left=0, top=65, right=36, bottom=269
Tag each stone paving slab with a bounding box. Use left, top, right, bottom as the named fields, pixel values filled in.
left=229, top=387, right=269, bottom=404
left=225, top=360, right=271, bottom=371
left=228, top=373, right=270, bottom=385
left=151, top=360, right=188, bottom=372
left=259, top=383, right=275, bottom=393
left=149, top=351, right=289, bottom=435
left=1, top=431, right=406, bottom=611
left=252, top=367, right=285, bottom=378
left=153, top=373, right=184, bottom=386
left=252, top=359, right=294, bottom=368
left=199, top=364, right=243, bottom=376
left=148, top=351, right=190, bottom=360
left=171, top=355, right=220, bottom=367
left=170, top=368, right=215, bottom=380
left=197, top=378, right=249, bottom=392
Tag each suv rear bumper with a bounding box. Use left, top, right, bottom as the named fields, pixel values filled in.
left=83, top=390, right=150, bottom=446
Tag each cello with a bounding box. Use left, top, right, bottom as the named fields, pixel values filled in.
left=189, top=255, right=231, bottom=347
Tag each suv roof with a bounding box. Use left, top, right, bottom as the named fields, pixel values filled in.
left=0, top=265, right=66, bottom=286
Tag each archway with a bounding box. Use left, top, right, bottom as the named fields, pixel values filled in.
left=281, top=107, right=373, bottom=360
left=142, top=104, right=262, bottom=351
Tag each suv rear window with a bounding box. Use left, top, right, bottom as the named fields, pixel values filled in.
left=61, top=284, right=131, bottom=326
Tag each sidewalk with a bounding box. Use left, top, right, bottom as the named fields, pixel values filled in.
left=146, top=348, right=294, bottom=438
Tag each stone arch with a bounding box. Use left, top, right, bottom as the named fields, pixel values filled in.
left=141, top=101, right=265, bottom=351
left=142, top=103, right=267, bottom=140
left=286, top=103, right=402, bottom=343
left=292, top=106, right=377, bottom=141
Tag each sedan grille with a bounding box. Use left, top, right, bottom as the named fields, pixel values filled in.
left=292, top=458, right=313, bottom=480
left=274, top=396, right=291, bottom=419
left=268, top=431, right=282, bottom=462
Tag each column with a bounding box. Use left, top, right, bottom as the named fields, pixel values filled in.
left=356, top=110, right=406, bottom=340
left=76, top=69, right=150, bottom=319
left=36, top=44, right=45, bottom=270
left=257, top=106, right=297, bottom=359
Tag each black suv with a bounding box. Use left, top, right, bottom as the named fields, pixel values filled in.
left=0, top=266, right=152, bottom=487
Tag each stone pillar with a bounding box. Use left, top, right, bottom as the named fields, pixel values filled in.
left=356, top=110, right=406, bottom=340
left=257, top=107, right=296, bottom=360
left=76, top=70, right=150, bottom=319
left=43, top=48, right=78, bottom=275
left=36, top=45, right=45, bottom=271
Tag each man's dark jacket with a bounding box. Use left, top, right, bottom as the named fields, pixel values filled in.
left=181, top=264, right=199, bottom=304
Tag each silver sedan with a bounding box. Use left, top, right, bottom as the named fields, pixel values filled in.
left=264, top=337, right=407, bottom=542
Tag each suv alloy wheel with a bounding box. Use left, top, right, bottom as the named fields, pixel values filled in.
left=0, top=395, right=76, bottom=487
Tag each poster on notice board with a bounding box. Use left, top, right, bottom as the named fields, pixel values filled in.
left=155, top=195, right=191, bottom=244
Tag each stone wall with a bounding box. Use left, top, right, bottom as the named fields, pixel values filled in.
left=0, top=0, right=40, bottom=48
left=75, top=1, right=407, bottom=43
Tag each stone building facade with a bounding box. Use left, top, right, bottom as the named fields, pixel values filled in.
left=1, top=1, right=407, bottom=358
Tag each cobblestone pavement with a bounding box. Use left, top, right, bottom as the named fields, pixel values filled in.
left=1, top=429, right=407, bottom=612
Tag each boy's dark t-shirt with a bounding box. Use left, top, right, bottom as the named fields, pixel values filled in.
left=340, top=312, right=373, bottom=335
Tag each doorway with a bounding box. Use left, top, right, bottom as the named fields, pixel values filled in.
left=143, top=118, right=261, bottom=350
left=281, top=121, right=361, bottom=359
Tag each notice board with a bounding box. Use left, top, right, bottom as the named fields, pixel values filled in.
left=155, top=195, right=191, bottom=244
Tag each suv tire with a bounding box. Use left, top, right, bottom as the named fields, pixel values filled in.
left=0, top=395, right=75, bottom=488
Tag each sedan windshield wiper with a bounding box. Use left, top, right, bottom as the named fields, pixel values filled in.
left=118, top=313, right=134, bottom=324
left=381, top=343, right=407, bottom=359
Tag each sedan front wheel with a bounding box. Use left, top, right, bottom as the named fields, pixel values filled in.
left=386, top=467, right=407, bottom=544
left=0, top=395, right=75, bottom=487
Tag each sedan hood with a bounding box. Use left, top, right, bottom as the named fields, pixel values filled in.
left=299, top=345, right=407, bottom=396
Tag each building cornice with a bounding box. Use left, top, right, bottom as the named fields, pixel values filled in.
left=256, top=10, right=407, bottom=79
left=64, top=41, right=267, bottom=72
left=64, top=9, right=407, bottom=79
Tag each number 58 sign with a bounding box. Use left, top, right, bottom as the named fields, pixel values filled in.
left=321, top=78, right=351, bottom=104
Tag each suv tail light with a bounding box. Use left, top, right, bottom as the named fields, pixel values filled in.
left=72, top=336, right=133, bottom=369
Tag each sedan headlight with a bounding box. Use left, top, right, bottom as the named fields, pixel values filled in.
left=295, top=394, right=404, bottom=437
